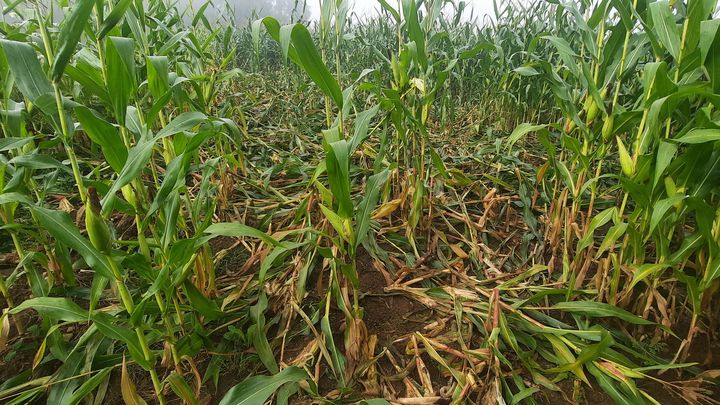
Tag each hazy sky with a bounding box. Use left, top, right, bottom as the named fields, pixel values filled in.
left=307, top=0, right=498, bottom=20
left=2, top=0, right=505, bottom=26
left=199, top=0, right=508, bottom=26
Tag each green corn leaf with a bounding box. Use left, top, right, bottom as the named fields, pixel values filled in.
left=146, top=55, right=170, bottom=100
left=251, top=19, right=263, bottom=54
left=542, top=35, right=578, bottom=74
left=183, top=281, right=223, bottom=321
left=587, top=362, right=643, bottom=405
left=47, top=352, right=84, bottom=404
left=9, top=297, right=86, bottom=322
left=0, top=192, right=32, bottom=205
left=349, top=105, right=380, bottom=152
left=105, top=37, right=136, bottom=123
left=555, top=161, right=576, bottom=197
left=143, top=266, right=170, bottom=299
left=100, top=138, right=154, bottom=213
left=324, top=139, right=353, bottom=218
left=701, top=256, right=720, bottom=289
left=577, top=207, right=617, bottom=252
left=51, top=0, right=95, bottom=82
left=89, top=275, right=108, bottom=314
left=514, top=65, right=540, bottom=76
left=547, top=331, right=614, bottom=373
left=595, top=222, right=628, bottom=259
left=669, top=233, right=704, bottom=264
left=156, top=111, right=207, bottom=139
left=610, top=0, right=634, bottom=30
left=65, top=63, right=111, bottom=104
left=92, top=312, right=151, bottom=370
left=0, top=137, right=34, bottom=152
left=279, top=24, right=293, bottom=63
left=377, top=0, right=399, bottom=22
left=649, top=1, right=681, bottom=60
left=248, top=294, right=279, bottom=374
left=675, top=128, right=720, bottom=143
left=218, top=366, right=308, bottom=405
left=0, top=0, right=25, bottom=16
left=685, top=0, right=708, bottom=55
left=32, top=206, right=115, bottom=280
left=654, top=141, right=677, bottom=187
left=689, top=152, right=720, bottom=199
left=401, top=0, right=427, bottom=68
left=8, top=154, right=69, bottom=171
left=649, top=195, right=685, bottom=235
left=460, top=41, right=496, bottom=60
left=66, top=367, right=112, bottom=405
left=674, top=270, right=701, bottom=316
left=506, top=123, right=547, bottom=150
left=258, top=242, right=303, bottom=285
left=629, top=263, right=672, bottom=289
left=408, top=173, right=424, bottom=233
left=0, top=40, right=53, bottom=102
left=416, top=332, right=466, bottom=384
left=641, top=62, right=676, bottom=106
left=158, top=31, right=189, bottom=55
left=429, top=146, right=449, bottom=179
left=354, top=169, right=390, bottom=249
left=703, top=20, right=720, bottom=92
left=204, top=223, right=279, bottom=247
left=320, top=203, right=351, bottom=243
left=0, top=102, right=24, bottom=138
left=167, top=372, right=199, bottom=405
left=361, top=400, right=392, bottom=405
left=545, top=334, right=588, bottom=383
left=552, top=301, right=653, bottom=325
left=258, top=18, right=339, bottom=106
left=320, top=312, right=345, bottom=379
left=98, top=0, right=134, bottom=39
left=143, top=155, right=189, bottom=219
left=75, top=106, right=128, bottom=172
left=2, top=385, right=46, bottom=404
left=191, top=1, right=212, bottom=29
left=290, top=24, right=343, bottom=108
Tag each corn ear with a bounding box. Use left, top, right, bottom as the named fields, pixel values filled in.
left=602, top=115, right=614, bottom=141
left=586, top=99, right=599, bottom=123
left=564, top=117, right=576, bottom=134
left=121, top=184, right=137, bottom=209
left=664, top=176, right=677, bottom=198
left=85, top=187, right=112, bottom=254
left=616, top=136, right=634, bottom=177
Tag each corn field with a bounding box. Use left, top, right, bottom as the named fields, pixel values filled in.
left=0, top=0, right=719, bottom=403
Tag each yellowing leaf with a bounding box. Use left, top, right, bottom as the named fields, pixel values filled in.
left=372, top=198, right=402, bottom=219
left=121, top=355, right=148, bottom=405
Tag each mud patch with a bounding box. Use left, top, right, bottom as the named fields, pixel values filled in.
left=356, top=250, right=432, bottom=345
left=362, top=294, right=430, bottom=346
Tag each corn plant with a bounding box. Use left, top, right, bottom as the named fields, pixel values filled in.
left=512, top=0, right=720, bottom=361
left=0, top=0, right=272, bottom=403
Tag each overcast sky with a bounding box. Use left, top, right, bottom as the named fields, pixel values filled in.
left=3, top=0, right=506, bottom=25
left=308, top=0, right=497, bottom=19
